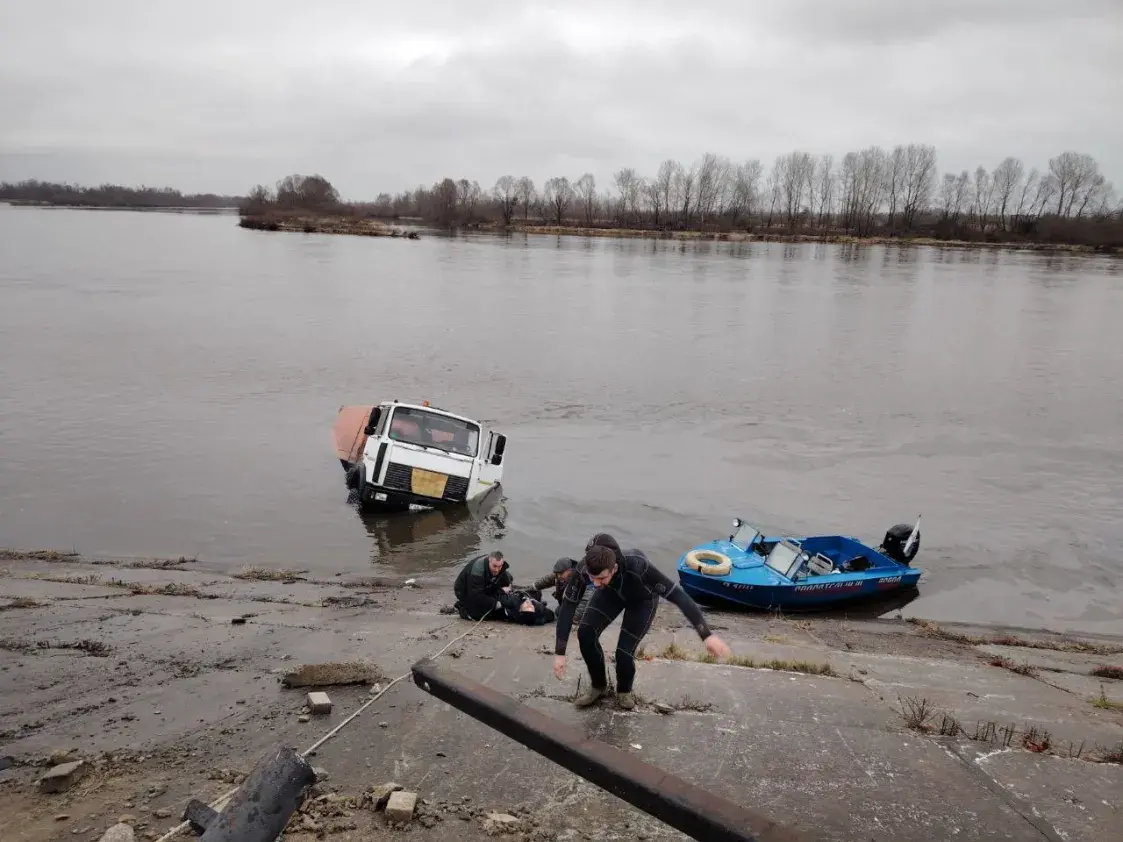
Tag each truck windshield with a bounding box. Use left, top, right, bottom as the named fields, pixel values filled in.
left=387, top=407, right=480, bottom=457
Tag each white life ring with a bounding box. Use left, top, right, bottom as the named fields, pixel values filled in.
left=684, top=549, right=732, bottom=576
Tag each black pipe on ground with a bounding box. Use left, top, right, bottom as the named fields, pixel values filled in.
left=410, top=657, right=807, bottom=842
left=195, top=745, right=316, bottom=842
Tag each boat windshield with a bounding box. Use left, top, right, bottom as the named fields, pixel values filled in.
left=388, top=407, right=480, bottom=457
left=731, top=522, right=761, bottom=552
left=764, top=541, right=805, bottom=579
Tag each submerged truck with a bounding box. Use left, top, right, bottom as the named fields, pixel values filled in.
left=332, top=400, right=506, bottom=512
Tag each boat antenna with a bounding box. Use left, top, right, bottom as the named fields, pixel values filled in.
left=903, top=514, right=921, bottom=557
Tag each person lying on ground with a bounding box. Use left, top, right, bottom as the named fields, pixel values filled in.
left=531, top=556, right=591, bottom=625
left=551, top=533, right=732, bottom=710
left=453, top=550, right=543, bottom=622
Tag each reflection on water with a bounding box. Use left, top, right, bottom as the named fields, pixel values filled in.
left=355, top=486, right=508, bottom=574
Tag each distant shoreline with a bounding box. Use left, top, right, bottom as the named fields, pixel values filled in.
left=238, top=211, right=1114, bottom=254
left=4, top=201, right=1116, bottom=254
left=2, top=200, right=237, bottom=214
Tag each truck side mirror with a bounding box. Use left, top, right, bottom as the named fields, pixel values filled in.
left=363, top=407, right=382, bottom=436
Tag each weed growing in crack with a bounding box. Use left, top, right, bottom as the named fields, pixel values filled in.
left=899, top=696, right=936, bottom=732
left=1091, top=686, right=1123, bottom=712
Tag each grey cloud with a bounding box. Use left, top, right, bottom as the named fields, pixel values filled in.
left=1, top=0, right=1120, bottom=196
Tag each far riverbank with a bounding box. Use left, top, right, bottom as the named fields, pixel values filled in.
left=237, top=209, right=1115, bottom=254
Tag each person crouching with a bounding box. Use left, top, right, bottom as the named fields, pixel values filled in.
left=453, top=550, right=555, bottom=626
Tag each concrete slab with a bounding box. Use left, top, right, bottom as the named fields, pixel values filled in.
left=301, top=660, right=1050, bottom=841
left=0, top=578, right=131, bottom=602
left=0, top=602, right=120, bottom=637
left=965, top=746, right=1123, bottom=842
left=978, top=643, right=1120, bottom=676
left=856, top=651, right=1123, bottom=749
left=1034, top=671, right=1123, bottom=709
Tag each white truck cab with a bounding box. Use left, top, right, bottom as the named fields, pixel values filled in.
left=333, top=400, right=506, bottom=512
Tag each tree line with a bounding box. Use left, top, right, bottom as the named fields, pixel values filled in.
left=0, top=179, right=240, bottom=209
left=362, top=147, right=1121, bottom=248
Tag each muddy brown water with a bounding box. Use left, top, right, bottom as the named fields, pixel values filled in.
left=1, top=204, right=1121, bottom=635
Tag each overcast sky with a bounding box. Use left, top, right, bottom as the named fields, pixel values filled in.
left=1, top=0, right=1120, bottom=199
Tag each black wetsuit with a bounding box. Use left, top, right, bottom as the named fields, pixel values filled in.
left=555, top=544, right=714, bottom=694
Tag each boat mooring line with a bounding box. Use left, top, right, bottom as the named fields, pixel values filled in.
left=153, top=609, right=495, bottom=842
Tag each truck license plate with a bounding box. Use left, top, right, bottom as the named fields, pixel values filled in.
left=410, top=468, right=448, bottom=498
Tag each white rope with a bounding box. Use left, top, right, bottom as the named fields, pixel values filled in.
left=153, top=610, right=493, bottom=841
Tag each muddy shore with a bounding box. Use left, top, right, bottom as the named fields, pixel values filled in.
left=1, top=549, right=1121, bottom=842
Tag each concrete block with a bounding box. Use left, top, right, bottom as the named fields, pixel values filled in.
left=97, top=824, right=135, bottom=842
left=38, top=760, right=88, bottom=793
left=370, top=782, right=403, bottom=811
left=306, top=691, right=332, bottom=714
left=484, top=812, right=520, bottom=835
left=385, top=790, right=417, bottom=824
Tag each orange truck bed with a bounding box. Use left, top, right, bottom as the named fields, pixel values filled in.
left=332, top=405, right=374, bottom=465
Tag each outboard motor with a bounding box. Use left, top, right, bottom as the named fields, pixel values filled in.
left=880, top=522, right=921, bottom=564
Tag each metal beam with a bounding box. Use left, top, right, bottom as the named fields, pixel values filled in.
left=197, top=746, right=316, bottom=842
left=411, top=658, right=806, bottom=842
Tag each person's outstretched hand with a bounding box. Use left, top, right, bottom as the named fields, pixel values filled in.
left=553, top=655, right=566, bottom=680
left=704, top=634, right=733, bottom=660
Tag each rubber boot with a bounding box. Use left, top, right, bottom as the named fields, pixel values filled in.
left=573, top=686, right=606, bottom=708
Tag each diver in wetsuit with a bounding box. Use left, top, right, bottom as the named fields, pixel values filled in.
left=551, top=533, right=732, bottom=710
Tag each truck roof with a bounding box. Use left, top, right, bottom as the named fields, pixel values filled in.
left=383, top=400, right=481, bottom=427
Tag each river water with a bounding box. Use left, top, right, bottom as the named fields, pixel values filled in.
left=1, top=204, right=1121, bottom=634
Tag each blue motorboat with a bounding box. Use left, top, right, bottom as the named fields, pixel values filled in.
left=676, top=516, right=922, bottom=611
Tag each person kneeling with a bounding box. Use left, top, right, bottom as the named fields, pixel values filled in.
left=453, top=550, right=555, bottom=626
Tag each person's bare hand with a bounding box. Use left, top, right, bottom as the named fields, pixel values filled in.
left=704, top=634, right=732, bottom=660
left=501, top=585, right=512, bottom=593
left=553, top=655, right=566, bottom=680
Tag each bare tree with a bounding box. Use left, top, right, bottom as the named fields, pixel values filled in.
left=972, top=166, right=994, bottom=231
left=901, top=144, right=937, bottom=230
left=885, top=146, right=907, bottom=228
left=1012, top=167, right=1039, bottom=228
left=992, top=157, right=1024, bottom=230
left=950, top=170, right=972, bottom=223
left=727, top=159, right=763, bottom=228
left=850, top=147, right=886, bottom=235
left=433, top=177, right=458, bottom=226
left=575, top=173, right=597, bottom=226
left=275, top=174, right=339, bottom=211
left=812, top=155, right=835, bottom=228
left=516, top=177, right=536, bottom=222
left=694, top=153, right=732, bottom=226
left=774, top=151, right=815, bottom=229
left=654, top=160, right=677, bottom=228
left=673, top=163, right=696, bottom=227
left=457, top=179, right=481, bottom=222
left=645, top=179, right=665, bottom=228
left=613, top=168, right=641, bottom=225
left=544, top=176, right=573, bottom=225
left=1029, top=170, right=1057, bottom=219
left=938, top=173, right=957, bottom=220
left=493, top=175, right=518, bottom=226
left=1049, top=151, right=1099, bottom=217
